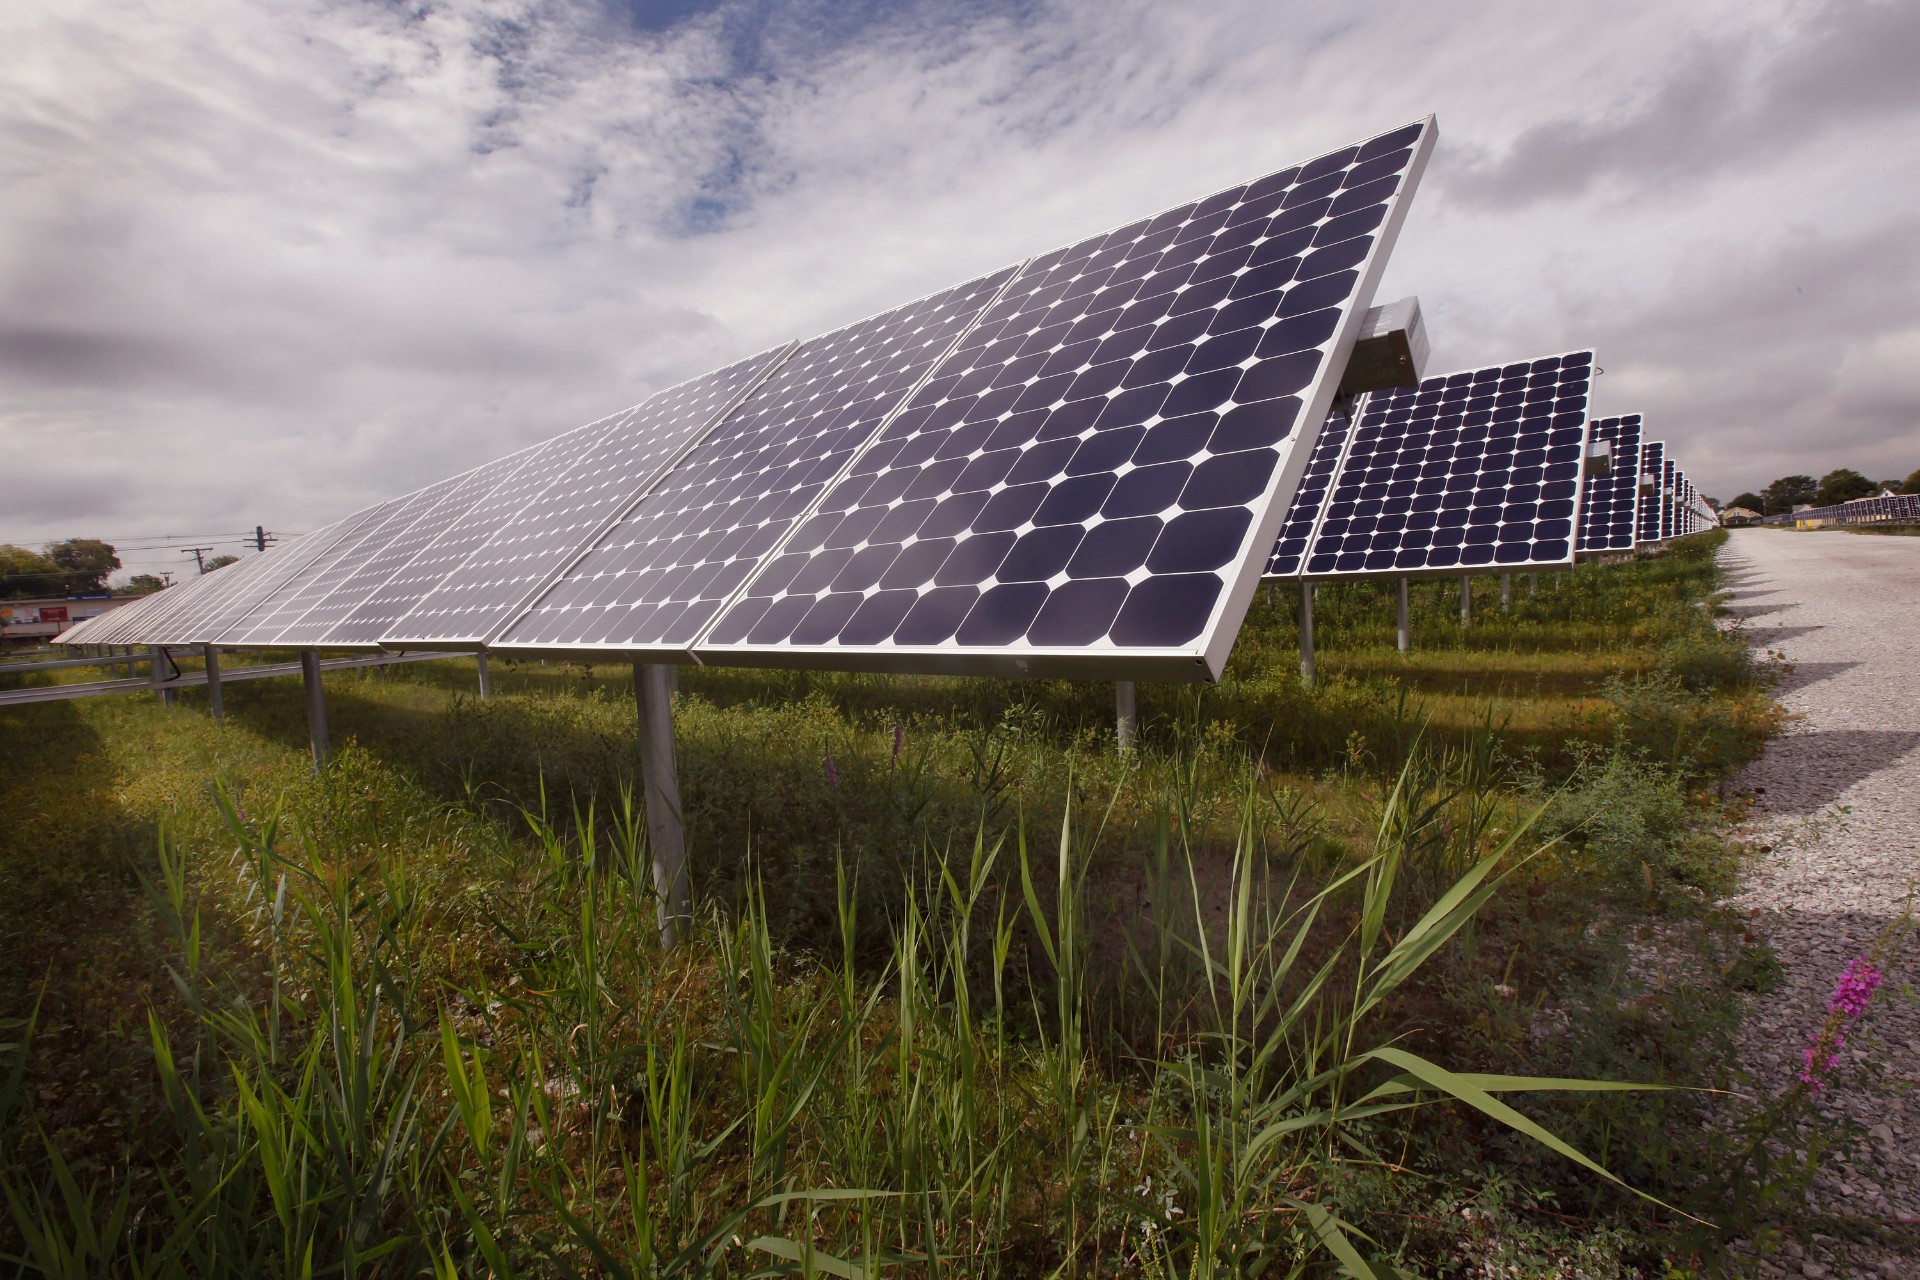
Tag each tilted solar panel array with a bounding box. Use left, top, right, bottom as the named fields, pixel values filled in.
left=1282, top=351, right=1593, bottom=578
left=699, top=126, right=1434, bottom=677
left=496, top=285, right=1008, bottom=655
left=1262, top=408, right=1354, bottom=577
left=63, top=117, right=1437, bottom=681
left=1576, top=414, right=1642, bottom=553
left=1636, top=441, right=1666, bottom=543
left=388, top=346, right=789, bottom=647
left=1659, top=458, right=1678, bottom=539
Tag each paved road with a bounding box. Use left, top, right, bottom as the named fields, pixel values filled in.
left=1722, top=528, right=1920, bottom=1276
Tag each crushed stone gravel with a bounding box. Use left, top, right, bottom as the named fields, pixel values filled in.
left=1720, top=529, right=1920, bottom=1276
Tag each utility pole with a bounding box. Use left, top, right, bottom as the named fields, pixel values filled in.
left=253, top=525, right=277, bottom=553
left=182, top=546, right=214, bottom=573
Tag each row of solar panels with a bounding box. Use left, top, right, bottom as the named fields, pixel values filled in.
left=1759, top=494, right=1920, bottom=527
left=60, top=114, right=1716, bottom=680
left=1260, top=368, right=1715, bottom=583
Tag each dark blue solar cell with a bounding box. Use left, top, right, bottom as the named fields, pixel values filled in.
left=955, top=582, right=1049, bottom=646
left=894, top=586, right=979, bottom=645
left=1068, top=518, right=1162, bottom=577
left=1027, top=578, right=1128, bottom=645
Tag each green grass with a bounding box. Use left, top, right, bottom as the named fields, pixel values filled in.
left=0, top=532, right=1807, bottom=1276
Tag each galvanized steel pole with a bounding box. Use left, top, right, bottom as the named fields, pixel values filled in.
left=300, top=650, right=329, bottom=771
left=633, top=663, right=690, bottom=948
left=203, top=645, right=224, bottom=722
left=1115, top=681, right=1137, bottom=753
left=1396, top=578, right=1411, bottom=653
left=1298, top=580, right=1316, bottom=687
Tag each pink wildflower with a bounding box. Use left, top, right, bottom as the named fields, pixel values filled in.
left=891, top=724, right=904, bottom=766
left=825, top=753, right=839, bottom=790
left=1828, top=959, right=1882, bottom=1019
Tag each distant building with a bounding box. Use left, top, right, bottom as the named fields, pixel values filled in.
left=1721, top=506, right=1762, bottom=526
left=0, top=595, right=132, bottom=644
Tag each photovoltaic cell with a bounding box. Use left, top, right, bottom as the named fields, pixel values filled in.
left=693, top=118, right=1433, bottom=675
left=1636, top=441, right=1665, bottom=543
left=1576, top=414, right=1641, bottom=553
left=1264, top=407, right=1355, bottom=576
left=386, top=345, right=788, bottom=647
left=1297, top=351, right=1593, bottom=576
left=1660, top=457, right=1678, bottom=539
left=495, top=280, right=1014, bottom=652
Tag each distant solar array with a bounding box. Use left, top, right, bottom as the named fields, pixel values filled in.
left=1264, top=351, right=1593, bottom=578
left=1576, top=415, right=1642, bottom=554
left=1764, top=493, right=1920, bottom=526
left=61, top=118, right=1440, bottom=680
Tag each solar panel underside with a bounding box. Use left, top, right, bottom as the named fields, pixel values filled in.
left=494, top=287, right=1009, bottom=654
left=1635, top=441, right=1666, bottom=543
left=384, top=346, right=789, bottom=648
left=1292, top=351, right=1594, bottom=578
left=1263, top=407, right=1355, bottom=577
left=1576, top=414, right=1641, bottom=553
left=680, top=119, right=1435, bottom=678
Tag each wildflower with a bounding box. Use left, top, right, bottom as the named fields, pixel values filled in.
left=1798, top=958, right=1885, bottom=1090
left=1829, top=958, right=1882, bottom=1019
left=891, top=723, right=904, bottom=766
left=825, top=753, right=839, bottom=790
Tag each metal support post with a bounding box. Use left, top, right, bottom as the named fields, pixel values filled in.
left=300, top=650, right=329, bottom=771
left=203, top=645, right=224, bottom=722
left=1396, top=578, right=1411, bottom=653
left=633, top=663, right=690, bottom=948
left=476, top=651, right=491, bottom=699
left=1528, top=572, right=1538, bottom=598
left=1554, top=572, right=1562, bottom=590
left=1500, top=573, right=1512, bottom=612
left=1298, top=580, right=1316, bottom=687
left=150, top=646, right=175, bottom=705
left=1115, top=681, right=1137, bottom=753
left=1459, top=576, right=1472, bottom=625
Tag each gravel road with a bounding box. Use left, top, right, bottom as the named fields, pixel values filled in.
left=1721, top=528, right=1920, bottom=1278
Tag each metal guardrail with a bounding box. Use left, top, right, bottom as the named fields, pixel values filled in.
left=0, top=652, right=454, bottom=708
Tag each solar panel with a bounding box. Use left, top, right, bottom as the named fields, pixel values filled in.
left=191, top=521, right=370, bottom=643
left=219, top=497, right=417, bottom=646
left=1290, top=350, right=1593, bottom=578
left=1659, top=457, right=1678, bottom=539
left=383, top=345, right=789, bottom=647
left=1264, top=407, right=1355, bottom=577
left=318, top=444, right=555, bottom=647
left=258, top=472, right=483, bottom=647
left=141, top=547, right=295, bottom=644
left=678, top=119, right=1434, bottom=677
left=59, top=584, right=170, bottom=647
left=1576, top=414, right=1642, bottom=554
left=1635, top=441, right=1665, bottom=543
left=494, top=283, right=1009, bottom=653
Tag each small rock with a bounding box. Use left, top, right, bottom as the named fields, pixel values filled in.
left=1801, top=1263, right=1828, bottom=1279
left=1870, top=1122, right=1894, bottom=1143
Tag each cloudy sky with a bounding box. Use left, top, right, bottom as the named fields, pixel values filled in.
left=4, top=0, right=1916, bottom=583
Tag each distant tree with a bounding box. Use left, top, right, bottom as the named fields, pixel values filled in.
left=202, top=554, right=240, bottom=572
left=1762, top=475, right=1817, bottom=514
left=1903, top=469, right=1920, bottom=495
left=0, top=544, right=63, bottom=599
left=124, top=574, right=169, bottom=596
left=1815, top=468, right=1876, bottom=506
left=1730, top=491, right=1766, bottom=512
left=45, top=538, right=121, bottom=594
